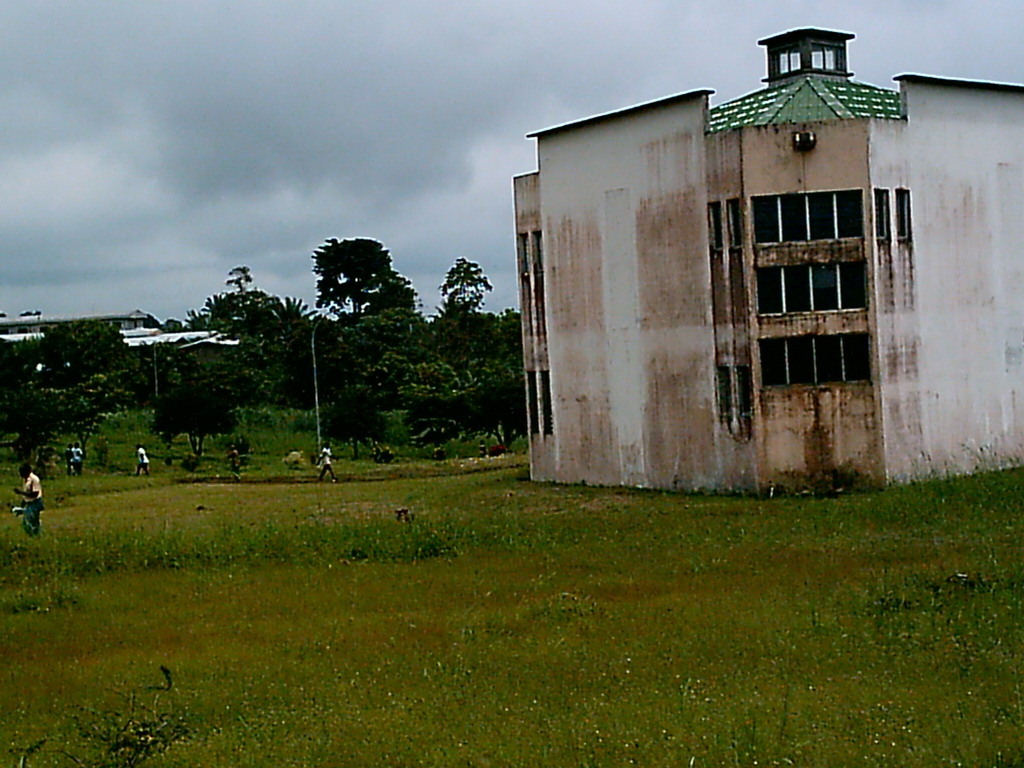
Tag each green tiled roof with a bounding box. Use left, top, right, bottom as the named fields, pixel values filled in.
left=707, top=77, right=902, bottom=133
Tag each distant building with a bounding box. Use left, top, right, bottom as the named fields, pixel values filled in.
left=0, top=309, right=159, bottom=337
left=514, top=28, right=1024, bottom=491
left=0, top=309, right=236, bottom=352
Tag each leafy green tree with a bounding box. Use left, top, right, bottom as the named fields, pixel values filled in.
left=312, top=238, right=417, bottom=321
left=401, top=362, right=469, bottom=448
left=0, top=387, right=65, bottom=462
left=182, top=269, right=323, bottom=408
left=425, top=305, right=527, bottom=445
left=322, top=385, right=387, bottom=459
left=226, top=265, right=254, bottom=293
left=341, top=307, right=431, bottom=410
left=37, top=320, right=139, bottom=450
left=152, top=380, right=238, bottom=456
left=432, top=259, right=501, bottom=371
left=38, top=320, right=139, bottom=393
left=439, top=257, right=493, bottom=315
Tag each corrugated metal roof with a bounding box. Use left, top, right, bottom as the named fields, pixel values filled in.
left=707, top=77, right=901, bottom=133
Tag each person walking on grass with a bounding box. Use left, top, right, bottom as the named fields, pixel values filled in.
left=70, top=442, right=83, bottom=475
left=318, top=444, right=337, bottom=482
left=227, top=445, right=241, bottom=482
left=136, top=444, right=150, bottom=476
left=11, top=463, right=43, bottom=537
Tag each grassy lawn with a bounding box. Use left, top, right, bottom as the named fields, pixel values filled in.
left=2, top=458, right=1024, bottom=766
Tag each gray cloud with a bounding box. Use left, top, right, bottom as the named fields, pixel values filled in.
left=0, top=0, right=1020, bottom=319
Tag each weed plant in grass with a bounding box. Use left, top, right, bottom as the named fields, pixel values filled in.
left=3, top=466, right=1024, bottom=765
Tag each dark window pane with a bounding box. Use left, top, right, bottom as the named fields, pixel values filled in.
left=736, top=366, right=752, bottom=419
left=517, top=233, right=530, bottom=273
left=752, top=197, right=779, bottom=243
left=727, top=198, right=743, bottom=247
left=708, top=202, right=723, bottom=249
left=808, top=192, right=835, bottom=239
left=896, top=188, right=912, bottom=239
left=784, top=265, right=812, bottom=312
left=728, top=248, right=747, bottom=327
left=836, top=190, right=863, bottom=238
left=788, top=336, right=816, bottom=384
left=716, top=366, right=732, bottom=421
left=811, top=264, right=839, bottom=311
left=874, top=189, right=891, bottom=240
left=815, top=335, right=844, bottom=382
left=527, top=371, right=539, bottom=434
left=839, top=261, right=867, bottom=309
left=540, top=370, right=554, bottom=435
left=780, top=194, right=808, bottom=241
left=757, top=267, right=784, bottom=314
left=843, top=335, right=871, bottom=381
left=760, top=338, right=788, bottom=386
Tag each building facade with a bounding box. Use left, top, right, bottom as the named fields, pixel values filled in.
left=514, top=28, right=1024, bottom=491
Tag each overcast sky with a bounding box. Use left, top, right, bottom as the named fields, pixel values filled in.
left=0, top=0, right=1018, bottom=322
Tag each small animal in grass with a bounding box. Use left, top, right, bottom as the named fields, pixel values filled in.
left=394, top=508, right=413, bottom=522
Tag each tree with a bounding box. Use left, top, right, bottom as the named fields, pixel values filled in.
left=0, top=387, right=65, bottom=462
left=439, top=258, right=493, bottom=315
left=152, top=380, right=238, bottom=456
left=226, top=265, right=254, bottom=293
left=401, top=361, right=470, bottom=448
left=321, top=385, right=387, bottom=459
left=38, top=320, right=138, bottom=393
left=37, top=321, right=139, bottom=450
left=312, top=238, right=417, bottom=321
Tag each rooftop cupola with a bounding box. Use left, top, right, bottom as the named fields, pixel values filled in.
left=759, top=28, right=854, bottom=85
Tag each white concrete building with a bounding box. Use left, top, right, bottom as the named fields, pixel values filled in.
left=514, top=28, right=1024, bottom=491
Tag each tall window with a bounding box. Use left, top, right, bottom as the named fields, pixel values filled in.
left=753, top=190, right=863, bottom=244
left=874, top=189, right=891, bottom=241
left=760, top=334, right=870, bottom=386
left=527, top=371, right=539, bottom=435
left=707, top=202, right=723, bottom=250
left=531, top=231, right=546, bottom=333
left=756, top=262, right=866, bottom=315
left=715, top=364, right=753, bottom=439
left=539, top=370, right=554, bottom=436
left=726, top=198, right=743, bottom=248
left=716, top=366, right=732, bottom=423
left=517, top=233, right=533, bottom=334
left=895, top=188, right=913, bottom=240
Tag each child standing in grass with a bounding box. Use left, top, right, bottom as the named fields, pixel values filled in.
left=11, top=463, right=43, bottom=537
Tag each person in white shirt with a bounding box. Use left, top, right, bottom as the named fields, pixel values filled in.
left=136, top=444, right=150, bottom=476
left=318, top=445, right=337, bottom=482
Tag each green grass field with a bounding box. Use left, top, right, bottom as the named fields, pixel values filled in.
left=3, top=451, right=1024, bottom=766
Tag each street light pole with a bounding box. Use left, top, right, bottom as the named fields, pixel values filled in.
left=311, top=316, right=323, bottom=453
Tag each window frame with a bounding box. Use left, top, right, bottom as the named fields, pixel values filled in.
left=756, top=261, right=867, bottom=315
left=895, top=188, right=913, bottom=241
left=759, top=333, right=871, bottom=387
left=874, top=188, right=891, bottom=241
left=752, top=190, right=864, bottom=244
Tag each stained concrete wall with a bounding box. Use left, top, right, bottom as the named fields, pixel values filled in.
left=516, top=76, right=1024, bottom=492
left=513, top=171, right=558, bottom=478
left=527, top=93, right=729, bottom=489
left=869, top=79, right=1024, bottom=479
left=737, top=120, right=885, bottom=488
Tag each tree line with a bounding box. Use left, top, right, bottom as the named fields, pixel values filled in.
left=0, top=238, right=525, bottom=463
